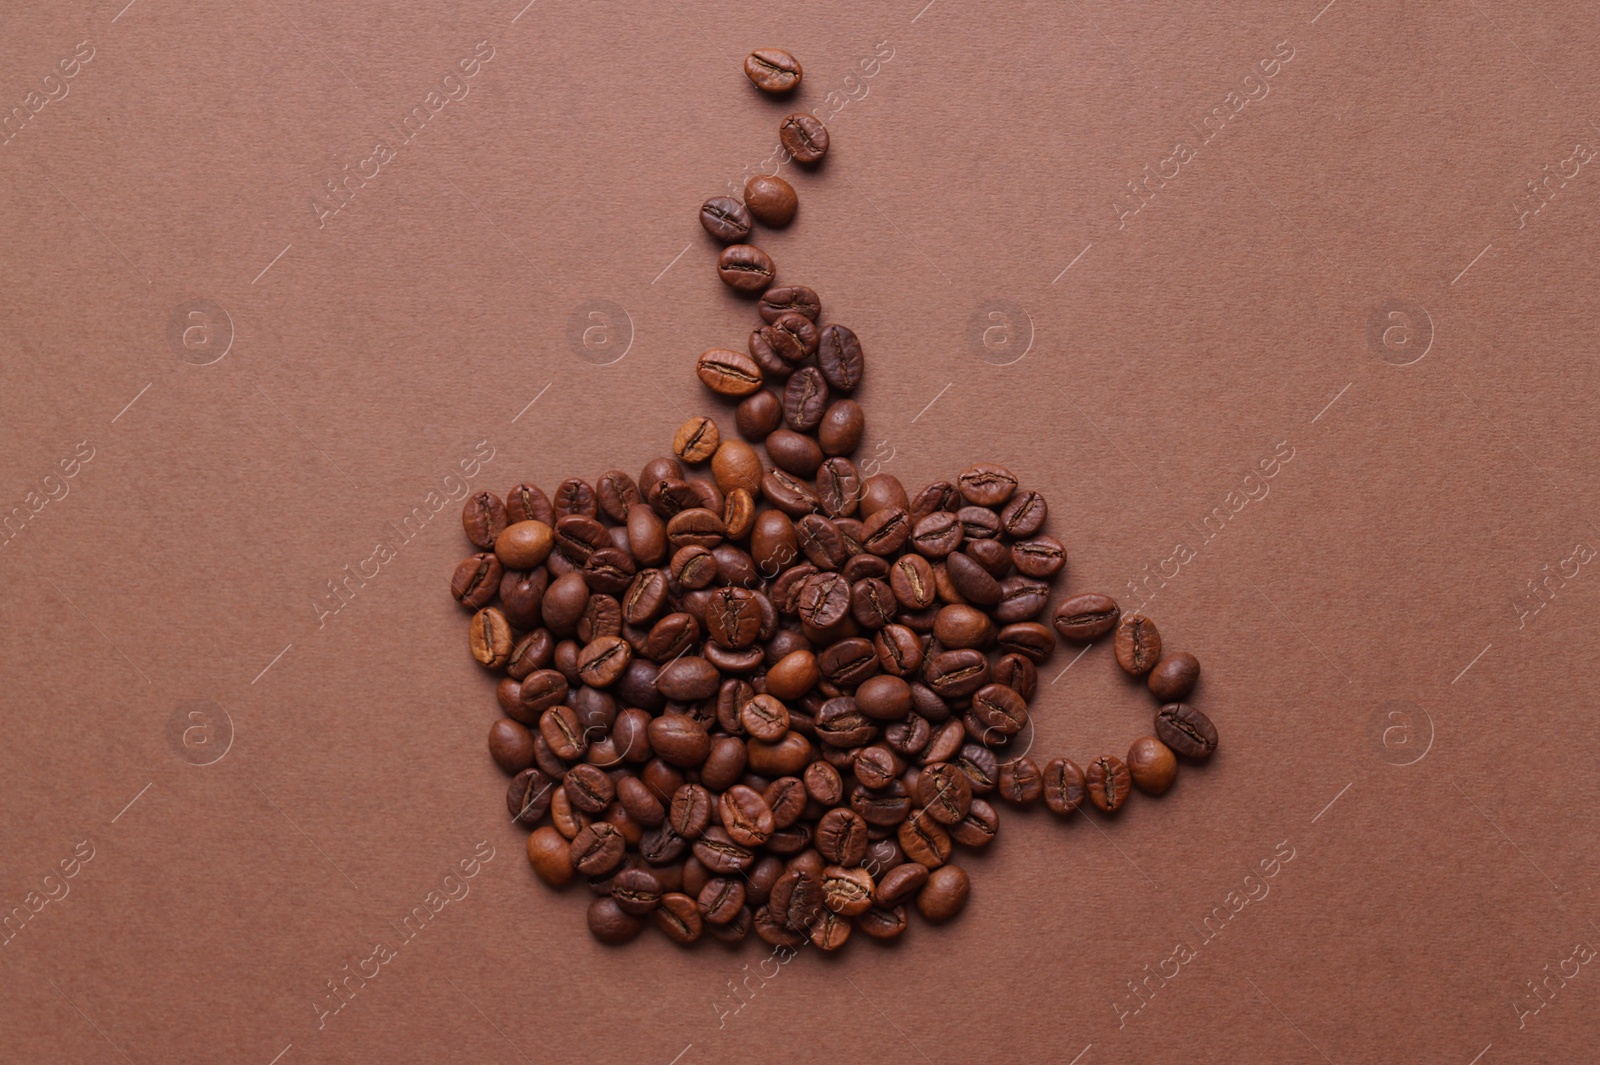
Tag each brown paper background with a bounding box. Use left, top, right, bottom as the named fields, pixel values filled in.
left=4, top=0, right=1599, bottom=1061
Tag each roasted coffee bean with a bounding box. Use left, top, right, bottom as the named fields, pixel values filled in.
left=495, top=520, right=553, bottom=569
left=911, top=511, right=963, bottom=558
left=765, top=429, right=823, bottom=479
left=639, top=824, right=687, bottom=865
left=746, top=731, right=813, bottom=777
left=795, top=513, right=849, bottom=570
left=817, top=400, right=864, bottom=458
left=898, top=809, right=952, bottom=868
left=946, top=551, right=1002, bottom=606
left=762, top=468, right=820, bottom=517
left=971, top=684, right=1028, bottom=737
left=697, top=877, right=746, bottom=925
left=704, top=586, right=760, bottom=649
left=672, top=416, right=720, bottom=463
left=804, top=760, right=845, bottom=806
left=554, top=515, right=608, bottom=565
left=1053, top=592, right=1120, bottom=640
left=884, top=713, right=932, bottom=759
left=924, top=648, right=989, bottom=699
left=505, top=483, right=553, bottom=525
left=765, top=649, right=820, bottom=700
left=463, top=491, right=508, bottom=549
left=858, top=474, right=908, bottom=519
left=654, top=891, right=704, bottom=944
left=1127, top=735, right=1178, bottom=795
left=910, top=481, right=961, bottom=523
left=816, top=807, right=869, bottom=866
left=917, top=763, right=973, bottom=824
left=622, top=569, right=668, bottom=625
left=816, top=324, right=864, bottom=393
left=617, top=775, right=665, bottom=827
left=646, top=478, right=701, bottom=519
left=874, top=862, right=928, bottom=907
left=966, top=538, right=1011, bottom=579
left=550, top=788, right=590, bottom=839
left=821, top=865, right=874, bottom=917
left=757, top=311, right=818, bottom=366
left=644, top=612, right=698, bottom=661
left=1043, top=757, right=1086, bottom=817
left=553, top=479, right=598, bottom=519
left=815, top=458, right=861, bottom=518
left=770, top=869, right=822, bottom=931
left=699, top=195, right=752, bottom=242
left=451, top=553, right=504, bottom=610
left=1148, top=652, right=1201, bottom=701
left=499, top=568, right=548, bottom=631
left=951, top=797, right=998, bottom=847
left=588, top=896, right=642, bottom=944
left=996, top=757, right=1043, bottom=807
left=470, top=608, right=513, bottom=668
left=697, top=347, right=764, bottom=395
left=527, top=826, right=575, bottom=887
left=576, top=635, right=631, bottom=689
left=764, top=776, right=808, bottom=829
left=889, top=553, right=937, bottom=609
left=996, top=620, right=1055, bottom=662
left=851, top=745, right=899, bottom=790
left=648, top=715, right=710, bottom=768
left=716, top=245, right=776, bottom=294
left=875, top=623, right=925, bottom=677
left=994, top=577, right=1051, bottom=624
left=626, top=504, right=667, bottom=565
left=741, top=693, right=790, bottom=742
left=860, top=506, right=911, bottom=557
left=991, top=652, right=1037, bottom=701
left=957, top=463, right=1017, bottom=507
left=851, top=577, right=897, bottom=629
left=917, top=865, right=969, bottom=922
left=744, top=48, right=802, bottom=93
left=855, top=674, right=912, bottom=721
left=577, top=592, right=624, bottom=642
left=758, top=285, right=821, bottom=323
left=999, top=489, right=1047, bottom=536
left=781, top=367, right=829, bottom=432
left=595, top=470, right=640, bottom=522
left=771, top=562, right=818, bottom=615
left=1114, top=613, right=1162, bottom=676
left=571, top=822, right=626, bottom=876
left=798, top=571, right=852, bottom=628
left=564, top=763, right=616, bottom=814
left=611, top=868, right=664, bottom=916
left=748, top=173, right=800, bottom=227
left=669, top=783, right=713, bottom=839
left=720, top=785, right=776, bottom=847
left=1086, top=755, right=1132, bottom=813
left=858, top=904, right=907, bottom=940
left=735, top=390, right=784, bottom=439
left=1155, top=702, right=1218, bottom=759
left=956, top=506, right=1001, bottom=542
left=779, top=112, right=829, bottom=163
left=934, top=604, right=993, bottom=649
left=953, top=744, right=999, bottom=794
left=693, top=827, right=756, bottom=874
left=542, top=573, right=590, bottom=636
left=1017, top=534, right=1068, bottom=575
left=539, top=705, right=587, bottom=761
left=507, top=768, right=554, bottom=824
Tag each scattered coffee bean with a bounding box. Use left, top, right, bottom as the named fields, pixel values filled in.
left=699, top=196, right=752, bottom=242
left=779, top=113, right=829, bottom=163
left=1114, top=614, right=1162, bottom=676
left=1148, top=651, right=1200, bottom=701
left=744, top=48, right=802, bottom=93
left=716, top=244, right=776, bottom=293
left=745, top=174, right=798, bottom=227
left=1155, top=702, right=1218, bottom=760
left=1086, top=756, right=1131, bottom=813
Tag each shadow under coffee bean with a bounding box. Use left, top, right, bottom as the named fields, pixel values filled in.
left=447, top=45, right=1221, bottom=951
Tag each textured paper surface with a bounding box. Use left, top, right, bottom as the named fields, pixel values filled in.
left=3, top=0, right=1599, bottom=1061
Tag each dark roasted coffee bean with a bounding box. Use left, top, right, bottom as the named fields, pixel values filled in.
left=505, top=483, right=553, bottom=525
left=796, top=513, right=849, bottom=570
left=851, top=577, right=897, bottom=629
left=771, top=562, right=818, bottom=615
left=852, top=745, right=900, bottom=790
left=971, top=683, right=1028, bottom=737
left=451, top=553, right=504, bottom=610
left=576, top=635, right=631, bottom=688
left=595, top=470, right=640, bottom=522
left=553, top=479, right=598, bottom=519
left=815, top=808, right=869, bottom=866
left=917, top=865, right=969, bottom=923
left=734, top=392, right=783, bottom=443
left=495, top=520, right=554, bottom=570
left=957, top=463, right=1017, bottom=506
left=946, top=551, right=1002, bottom=606
left=463, top=491, right=508, bottom=549
left=804, top=760, right=844, bottom=805
left=700, top=195, right=752, bottom=242
left=570, top=822, right=626, bottom=876
left=1149, top=652, right=1201, bottom=701
left=1053, top=593, right=1120, bottom=640
left=697, top=346, right=765, bottom=394
left=917, top=763, right=973, bottom=824
left=782, top=367, right=829, bottom=432
left=697, top=877, right=746, bottom=925
left=924, top=648, right=989, bottom=699
left=587, top=896, right=642, bottom=944
left=716, top=244, right=776, bottom=294
left=856, top=674, right=912, bottom=721
left=1155, top=702, right=1218, bottom=759
left=911, top=511, right=963, bottom=558
left=956, top=505, right=1001, bottom=541
left=950, top=797, right=998, bottom=848
left=622, top=569, right=668, bottom=625
left=884, top=713, right=931, bottom=759
left=995, top=578, right=1052, bottom=625
left=779, top=112, right=829, bottom=163
left=577, top=593, right=623, bottom=642
left=1114, top=613, right=1162, bottom=675
left=996, top=757, right=1043, bottom=808
left=639, top=824, right=687, bottom=864
left=898, top=809, right=951, bottom=868
left=1127, top=735, right=1178, bottom=795
left=693, top=827, right=756, bottom=874
left=874, top=863, right=928, bottom=907
left=815, top=458, right=861, bottom=518
left=746, top=731, right=813, bottom=777
left=770, top=869, right=822, bottom=931
left=541, top=573, right=590, bottom=637
left=766, top=428, right=824, bottom=479
left=611, top=868, right=663, bottom=916
left=672, top=416, right=720, bottom=464
left=470, top=608, right=513, bottom=668
left=762, top=468, right=820, bottom=517
left=646, top=477, right=701, bottom=519
left=742, top=693, right=790, bottom=742
left=817, top=324, right=864, bottom=393
left=954, top=744, right=1000, bottom=793
left=720, top=785, right=775, bottom=848
left=499, top=567, right=548, bottom=630
left=705, top=586, right=761, bottom=649
left=798, top=571, right=852, bottom=628
left=507, top=768, right=554, bottom=825
left=764, top=776, right=808, bottom=829
left=1087, top=755, right=1132, bottom=812
left=934, top=604, right=993, bottom=649
left=654, top=891, right=703, bottom=944
left=616, top=775, right=665, bottom=827
left=875, top=623, right=924, bottom=677
left=860, top=506, right=911, bottom=557
left=554, top=515, right=608, bottom=565
left=1043, top=758, right=1086, bottom=817
left=991, top=652, right=1037, bottom=700
left=889, top=553, right=937, bottom=609
left=858, top=904, right=907, bottom=940
left=910, top=482, right=961, bottom=523
left=817, top=400, right=864, bottom=458
left=758, top=285, right=821, bottom=323
left=670, top=545, right=717, bottom=590
left=644, top=612, right=699, bottom=661
left=1000, top=489, right=1047, bottom=536
left=966, top=537, right=1012, bottom=578
left=564, top=763, right=616, bottom=814
left=626, top=504, right=667, bottom=565
left=821, top=865, right=874, bottom=917
left=539, top=705, right=587, bottom=761
left=648, top=715, right=710, bottom=768
left=814, top=697, right=874, bottom=747
left=744, top=48, right=802, bottom=93
left=996, top=621, right=1054, bottom=663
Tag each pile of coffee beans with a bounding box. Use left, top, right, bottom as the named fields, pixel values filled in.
left=450, top=47, right=1218, bottom=950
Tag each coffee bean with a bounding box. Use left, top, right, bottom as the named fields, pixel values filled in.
left=946, top=551, right=1002, bottom=606
left=777, top=111, right=829, bottom=163
left=1053, top=592, right=1120, bottom=640
left=950, top=797, right=998, bottom=848
left=796, top=513, right=849, bottom=570
left=860, top=506, right=911, bottom=557
left=816, top=400, right=864, bottom=458
left=995, top=757, right=1042, bottom=808
left=716, top=244, right=776, bottom=293
left=1148, top=652, right=1200, bottom=701
left=798, top=571, right=852, bottom=628
left=610, top=868, right=664, bottom=916
left=1086, top=755, right=1132, bottom=813
left=527, top=826, right=575, bottom=887
left=553, top=479, right=598, bottom=519
left=735, top=389, right=783, bottom=440
left=917, top=762, right=974, bottom=824
left=917, top=865, right=969, bottom=922
left=762, top=468, right=821, bottom=517
left=851, top=577, right=897, bottom=629
left=587, top=896, right=642, bottom=944
left=758, top=311, right=818, bottom=366
left=999, top=490, right=1047, bottom=536
left=995, top=578, right=1052, bottom=625
left=911, top=482, right=961, bottom=523
left=770, top=869, right=822, bottom=931
left=1012, top=536, right=1066, bottom=578
left=744, top=174, right=798, bottom=227
left=672, top=416, right=720, bottom=463
left=654, top=891, right=704, bottom=944
left=720, top=785, right=775, bottom=848
left=463, top=491, right=507, bottom=549
left=804, top=761, right=844, bottom=806
left=815, top=458, right=862, bottom=518
left=898, top=810, right=952, bottom=868
left=648, top=715, right=710, bottom=768
left=816, top=807, right=869, bottom=865
left=821, top=865, right=874, bottom=917
left=911, top=511, right=963, bottom=558
left=697, top=347, right=764, bottom=395
left=507, top=768, right=554, bottom=824
left=874, top=862, right=928, bottom=907
left=576, top=635, right=631, bottom=688
left=693, top=827, right=756, bottom=874
left=564, top=763, right=616, bottom=814
left=1155, top=702, right=1217, bottom=759
left=571, top=821, right=627, bottom=876
left=699, top=196, right=752, bottom=242
left=451, top=553, right=503, bottom=610
left=758, top=285, right=821, bottom=323
left=1127, top=735, right=1177, bottom=795
left=817, top=325, right=864, bottom=393
left=1114, top=613, right=1162, bottom=676
left=956, top=464, right=1017, bottom=507
left=470, top=608, right=513, bottom=668
left=1043, top=758, right=1086, bottom=817
left=697, top=877, right=746, bottom=926
left=744, top=47, right=802, bottom=92
left=924, top=648, right=990, bottom=699
left=856, top=674, right=912, bottom=721
left=971, top=684, right=1028, bottom=738
left=494, top=520, right=553, bottom=569
left=505, top=483, right=553, bottom=525
left=782, top=367, right=829, bottom=432
left=764, top=776, right=808, bottom=828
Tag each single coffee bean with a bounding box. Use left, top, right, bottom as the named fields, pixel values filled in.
left=911, top=511, right=963, bottom=558
left=815, top=457, right=861, bottom=518
left=991, top=652, right=1037, bottom=701
left=1114, top=613, right=1162, bottom=676
left=758, top=285, right=821, bottom=323
left=856, top=674, right=912, bottom=721
left=804, top=760, right=844, bottom=805
left=463, top=491, right=508, bottom=549
left=616, top=775, right=665, bottom=827
left=654, top=891, right=704, bottom=944
left=770, top=869, right=822, bottom=932
left=742, top=693, right=790, bottom=742
left=719, top=785, right=775, bottom=848
left=699, top=195, right=752, bottom=242
left=875, top=623, right=924, bottom=677
left=910, top=481, right=961, bottom=523
left=1086, top=755, right=1132, bottom=813
left=953, top=743, right=999, bottom=793
left=999, top=489, right=1047, bottom=536
left=995, top=616, right=1053, bottom=659
left=648, top=715, right=710, bottom=768
left=672, top=416, right=720, bottom=463
left=970, top=684, right=1028, bottom=737
left=587, top=896, right=642, bottom=944
left=815, top=807, right=869, bottom=866
left=996, top=757, right=1043, bottom=807
left=1155, top=702, right=1218, bottom=759
left=764, top=776, right=808, bottom=829
left=950, top=797, right=998, bottom=848
left=494, top=520, right=553, bottom=569
left=956, top=505, right=1001, bottom=542
left=762, top=468, right=821, bottom=517
left=470, top=607, right=513, bottom=668
left=957, top=463, right=1018, bottom=507
left=858, top=905, right=907, bottom=940
left=527, top=826, right=575, bottom=887
left=722, top=488, right=756, bottom=541
left=924, top=648, right=990, bottom=699
left=778, top=111, right=829, bottom=163
left=554, top=515, right=609, bottom=566
left=626, top=504, right=667, bottom=566
left=782, top=367, right=829, bottom=432
left=1043, top=757, right=1086, bottom=817
left=945, top=551, right=1002, bottom=606
left=821, top=865, right=874, bottom=916
left=571, top=821, right=626, bottom=876
left=735, top=393, right=783, bottom=445
left=796, top=513, right=849, bottom=570
left=816, top=324, right=864, bottom=393
left=917, top=865, right=969, bottom=923
left=756, top=311, right=818, bottom=366
left=539, top=704, right=587, bottom=761
left=852, top=745, right=900, bottom=790
left=576, top=635, right=631, bottom=688
left=451, top=553, right=504, bottom=610
left=747, top=731, right=812, bottom=777
left=507, top=767, right=554, bottom=824
left=1127, top=735, right=1178, bottom=795
left=1148, top=652, right=1201, bottom=701
left=858, top=474, right=908, bottom=519
left=851, top=577, right=897, bottom=629
left=898, top=809, right=952, bottom=868
left=705, top=586, right=761, bottom=649
left=693, top=827, right=756, bottom=875
left=669, top=783, right=713, bottom=838
left=744, top=47, right=802, bottom=92
left=1012, top=536, right=1066, bottom=578
left=552, top=479, right=598, bottom=519
left=744, top=174, right=798, bottom=227
left=798, top=571, right=852, bottom=628
left=611, top=868, right=664, bottom=916
left=1053, top=592, right=1120, bottom=640
left=697, top=877, right=747, bottom=925
left=564, top=763, right=616, bottom=814
left=917, top=762, right=973, bottom=824
left=817, top=400, right=864, bottom=457
left=874, top=862, right=928, bottom=906
left=860, top=506, right=911, bottom=557
left=595, top=470, right=641, bottom=523
left=717, top=244, right=776, bottom=293
left=890, top=553, right=937, bottom=609
left=697, top=347, right=764, bottom=395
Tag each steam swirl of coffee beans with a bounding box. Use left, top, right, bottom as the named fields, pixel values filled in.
left=451, top=47, right=1218, bottom=950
